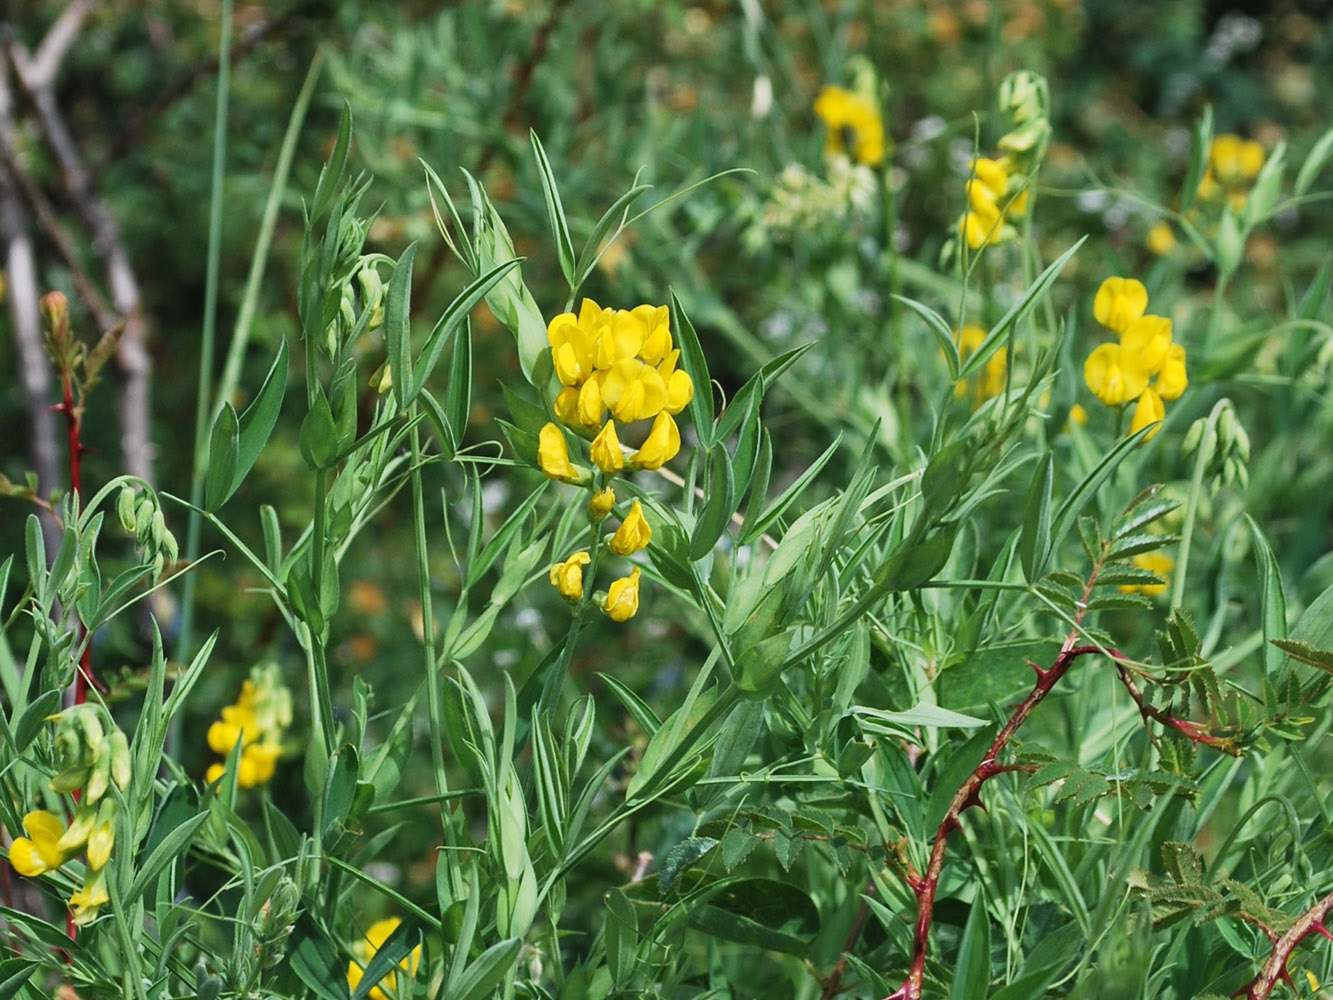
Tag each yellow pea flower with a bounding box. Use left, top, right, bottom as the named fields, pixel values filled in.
left=57, top=804, right=97, bottom=855
left=1067, top=403, right=1088, bottom=428
left=589, top=487, right=616, bottom=520
left=590, top=421, right=624, bottom=475
left=1084, top=343, right=1149, bottom=406
left=86, top=801, right=117, bottom=871
left=549, top=552, right=591, bottom=603
left=1121, top=314, right=1173, bottom=374
left=576, top=378, right=604, bottom=430
left=631, top=412, right=681, bottom=470
left=554, top=387, right=580, bottom=427
left=1157, top=344, right=1188, bottom=400
left=603, top=567, right=642, bottom=622
left=813, top=85, right=886, bottom=167
left=610, top=501, right=652, bottom=556
left=665, top=369, right=694, bottom=415
left=1093, top=277, right=1148, bottom=335
left=538, top=423, right=582, bottom=483
left=1146, top=222, right=1176, bottom=255
left=1119, top=550, right=1174, bottom=598
left=1129, top=387, right=1166, bottom=440
left=70, top=867, right=110, bottom=926
left=1210, top=134, right=1265, bottom=187
left=8, top=810, right=71, bottom=877
left=347, top=918, right=422, bottom=1000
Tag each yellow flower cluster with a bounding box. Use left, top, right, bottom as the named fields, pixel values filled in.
left=539, top=300, right=692, bottom=623
left=205, top=664, right=292, bottom=788
left=954, top=324, right=1008, bottom=406
left=813, top=85, right=887, bottom=167
left=959, top=156, right=1029, bottom=250
left=1198, top=134, right=1265, bottom=213
left=1083, top=277, right=1188, bottom=441
left=9, top=706, right=131, bottom=925
left=347, top=917, right=422, bottom=1000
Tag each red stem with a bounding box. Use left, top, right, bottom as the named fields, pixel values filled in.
left=1235, top=894, right=1333, bottom=999
left=56, top=374, right=97, bottom=709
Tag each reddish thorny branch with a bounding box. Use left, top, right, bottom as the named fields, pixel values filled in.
left=878, top=566, right=1284, bottom=1000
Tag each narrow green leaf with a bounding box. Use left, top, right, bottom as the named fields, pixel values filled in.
left=605, top=888, right=639, bottom=988
left=958, top=237, right=1085, bottom=381
left=1295, top=123, right=1333, bottom=196
left=896, top=294, right=960, bottom=379
left=597, top=673, right=662, bottom=736
left=13, top=689, right=61, bottom=752
left=573, top=180, right=652, bottom=287
left=689, top=445, right=736, bottom=560
left=530, top=131, right=576, bottom=285
left=298, top=389, right=339, bottom=471
left=1050, top=425, right=1153, bottom=561
left=289, top=914, right=351, bottom=1000
left=670, top=291, right=714, bottom=447
left=950, top=889, right=992, bottom=1000
left=1245, top=515, right=1287, bottom=678
left=0, top=958, right=38, bottom=1000
left=1180, top=105, right=1213, bottom=214
left=451, top=937, right=522, bottom=1000
left=233, top=339, right=289, bottom=496
left=740, top=433, right=842, bottom=545
left=446, top=318, right=473, bottom=446
left=128, top=812, right=210, bottom=901
left=350, top=921, right=420, bottom=1000
left=385, top=241, right=419, bottom=409
left=410, top=260, right=518, bottom=405
left=203, top=403, right=239, bottom=512
left=1020, top=452, right=1053, bottom=582
left=311, top=103, right=351, bottom=222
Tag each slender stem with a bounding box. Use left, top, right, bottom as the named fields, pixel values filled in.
left=1235, top=892, right=1333, bottom=999
left=308, top=466, right=335, bottom=759
left=1172, top=400, right=1224, bottom=609
left=178, top=0, right=233, bottom=676
left=410, top=423, right=450, bottom=817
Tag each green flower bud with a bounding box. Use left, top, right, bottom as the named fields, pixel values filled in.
left=108, top=729, right=131, bottom=793
left=117, top=486, right=138, bottom=534
left=135, top=496, right=156, bottom=546
left=85, top=741, right=112, bottom=803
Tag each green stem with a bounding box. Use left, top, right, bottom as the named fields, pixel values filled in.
left=177, top=0, right=232, bottom=685
left=1171, top=401, right=1223, bottom=609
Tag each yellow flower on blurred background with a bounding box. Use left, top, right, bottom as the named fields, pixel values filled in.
left=549, top=551, right=591, bottom=602
left=603, top=567, right=642, bottom=622
left=1093, top=277, right=1148, bottom=336
left=954, top=324, right=1008, bottom=405
left=959, top=156, right=1027, bottom=250
left=1198, top=134, right=1265, bottom=212
left=8, top=810, right=71, bottom=877
left=538, top=423, right=583, bottom=483
left=347, top=918, right=421, bottom=1000
left=1146, top=221, right=1176, bottom=256
left=813, top=85, right=886, bottom=166
left=205, top=665, right=291, bottom=789
left=1119, top=551, right=1174, bottom=597
left=610, top=500, right=652, bottom=556
left=1084, top=343, right=1148, bottom=406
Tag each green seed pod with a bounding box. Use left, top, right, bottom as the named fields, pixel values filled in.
left=1181, top=418, right=1204, bottom=458
left=108, top=728, right=132, bottom=792
left=150, top=508, right=166, bottom=548
left=74, top=705, right=105, bottom=753
left=134, top=496, right=156, bottom=545
left=117, top=486, right=138, bottom=534
left=161, top=530, right=179, bottom=565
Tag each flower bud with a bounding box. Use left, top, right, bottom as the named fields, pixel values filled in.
left=549, top=552, right=591, bottom=603
left=589, top=487, right=615, bottom=520
left=590, top=421, right=624, bottom=475
left=609, top=501, right=652, bottom=556
left=108, top=728, right=131, bottom=792
left=40, top=291, right=69, bottom=340
left=602, top=567, right=641, bottom=622
left=117, top=486, right=138, bottom=534
left=538, top=423, right=585, bottom=484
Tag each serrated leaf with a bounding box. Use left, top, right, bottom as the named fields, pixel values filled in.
left=774, top=828, right=805, bottom=871
left=1106, top=532, right=1180, bottom=562
left=1271, top=639, right=1333, bottom=674
left=722, top=829, right=760, bottom=871
left=1085, top=593, right=1154, bottom=613
left=658, top=836, right=719, bottom=893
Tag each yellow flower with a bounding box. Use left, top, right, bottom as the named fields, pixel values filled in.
left=70, top=866, right=110, bottom=926
left=538, top=423, right=582, bottom=483
left=1084, top=343, right=1149, bottom=406
left=9, top=810, right=71, bottom=877
left=631, top=412, right=681, bottom=470
left=1067, top=403, right=1088, bottom=428
left=1129, top=387, right=1166, bottom=440
left=1156, top=344, right=1188, bottom=400
left=954, top=324, right=1007, bottom=404
left=590, top=421, right=624, bottom=475
left=205, top=667, right=291, bottom=789
left=549, top=551, right=591, bottom=603
left=1209, top=134, right=1265, bottom=188
left=347, top=918, right=422, bottom=1000
left=85, top=801, right=117, bottom=871
left=610, top=501, right=652, bottom=556
left=813, top=85, right=886, bottom=166
left=1120, top=314, right=1173, bottom=374
left=1146, top=222, right=1176, bottom=256
left=57, top=805, right=96, bottom=856
left=1093, top=277, right=1148, bottom=336
left=575, top=378, right=604, bottom=430
left=1119, top=550, right=1174, bottom=598
left=603, top=567, right=642, bottom=622
left=238, top=743, right=282, bottom=788
left=589, top=487, right=616, bottom=519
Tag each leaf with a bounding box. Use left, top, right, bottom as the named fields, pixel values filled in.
left=311, top=103, right=351, bottom=222
left=530, top=131, right=576, bottom=285
left=670, top=291, right=715, bottom=447
left=958, top=238, right=1085, bottom=381
left=409, top=260, right=519, bottom=406
left=289, top=914, right=351, bottom=1000
left=855, top=703, right=987, bottom=736
left=450, top=937, right=521, bottom=1000
left=1245, top=515, right=1287, bottom=678
left=740, top=433, right=842, bottom=545
left=204, top=403, right=239, bottom=512
left=1020, top=452, right=1054, bottom=581
left=385, top=241, right=419, bottom=409
left=0, top=959, right=38, bottom=1000
left=573, top=180, right=653, bottom=287
left=13, top=689, right=61, bottom=752
left=658, top=836, right=719, bottom=893
left=128, top=811, right=211, bottom=902
left=722, top=829, right=760, bottom=871
left=350, top=920, right=420, bottom=1000
left=1050, top=426, right=1154, bottom=561
left=232, top=339, right=290, bottom=499
left=446, top=318, right=473, bottom=445
left=689, top=445, right=736, bottom=560
left=1271, top=639, right=1333, bottom=674
left=895, top=294, right=960, bottom=379
left=1295, top=123, right=1333, bottom=196
left=298, top=389, right=339, bottom=471
left=605, top=888, right=639, bottom=988
left=950, top=891, right=992, bottom=1000
left=1180, top=105, right=1213, bottom=215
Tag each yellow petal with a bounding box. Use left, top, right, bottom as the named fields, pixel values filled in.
left=576, top=379, right=604, bottom=430
left=1129, top=387, right=1165, bottom=440
left=1093, top=277, right=1148, bottom=335
left=1121, top=314, right=1172, bottom=374
left=538, top=424, right=580, bottom=483
left=590, top=421, right=624, bottom=475
left=602, top=567, right=642, bottom=622
left=1156, top=344, right=1188, bottom=401
left=1084, top=343, right=1148, bottom=406
left=631, top=412, right=681, bottom=470
left=610, top=501, right=652, bottom=556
